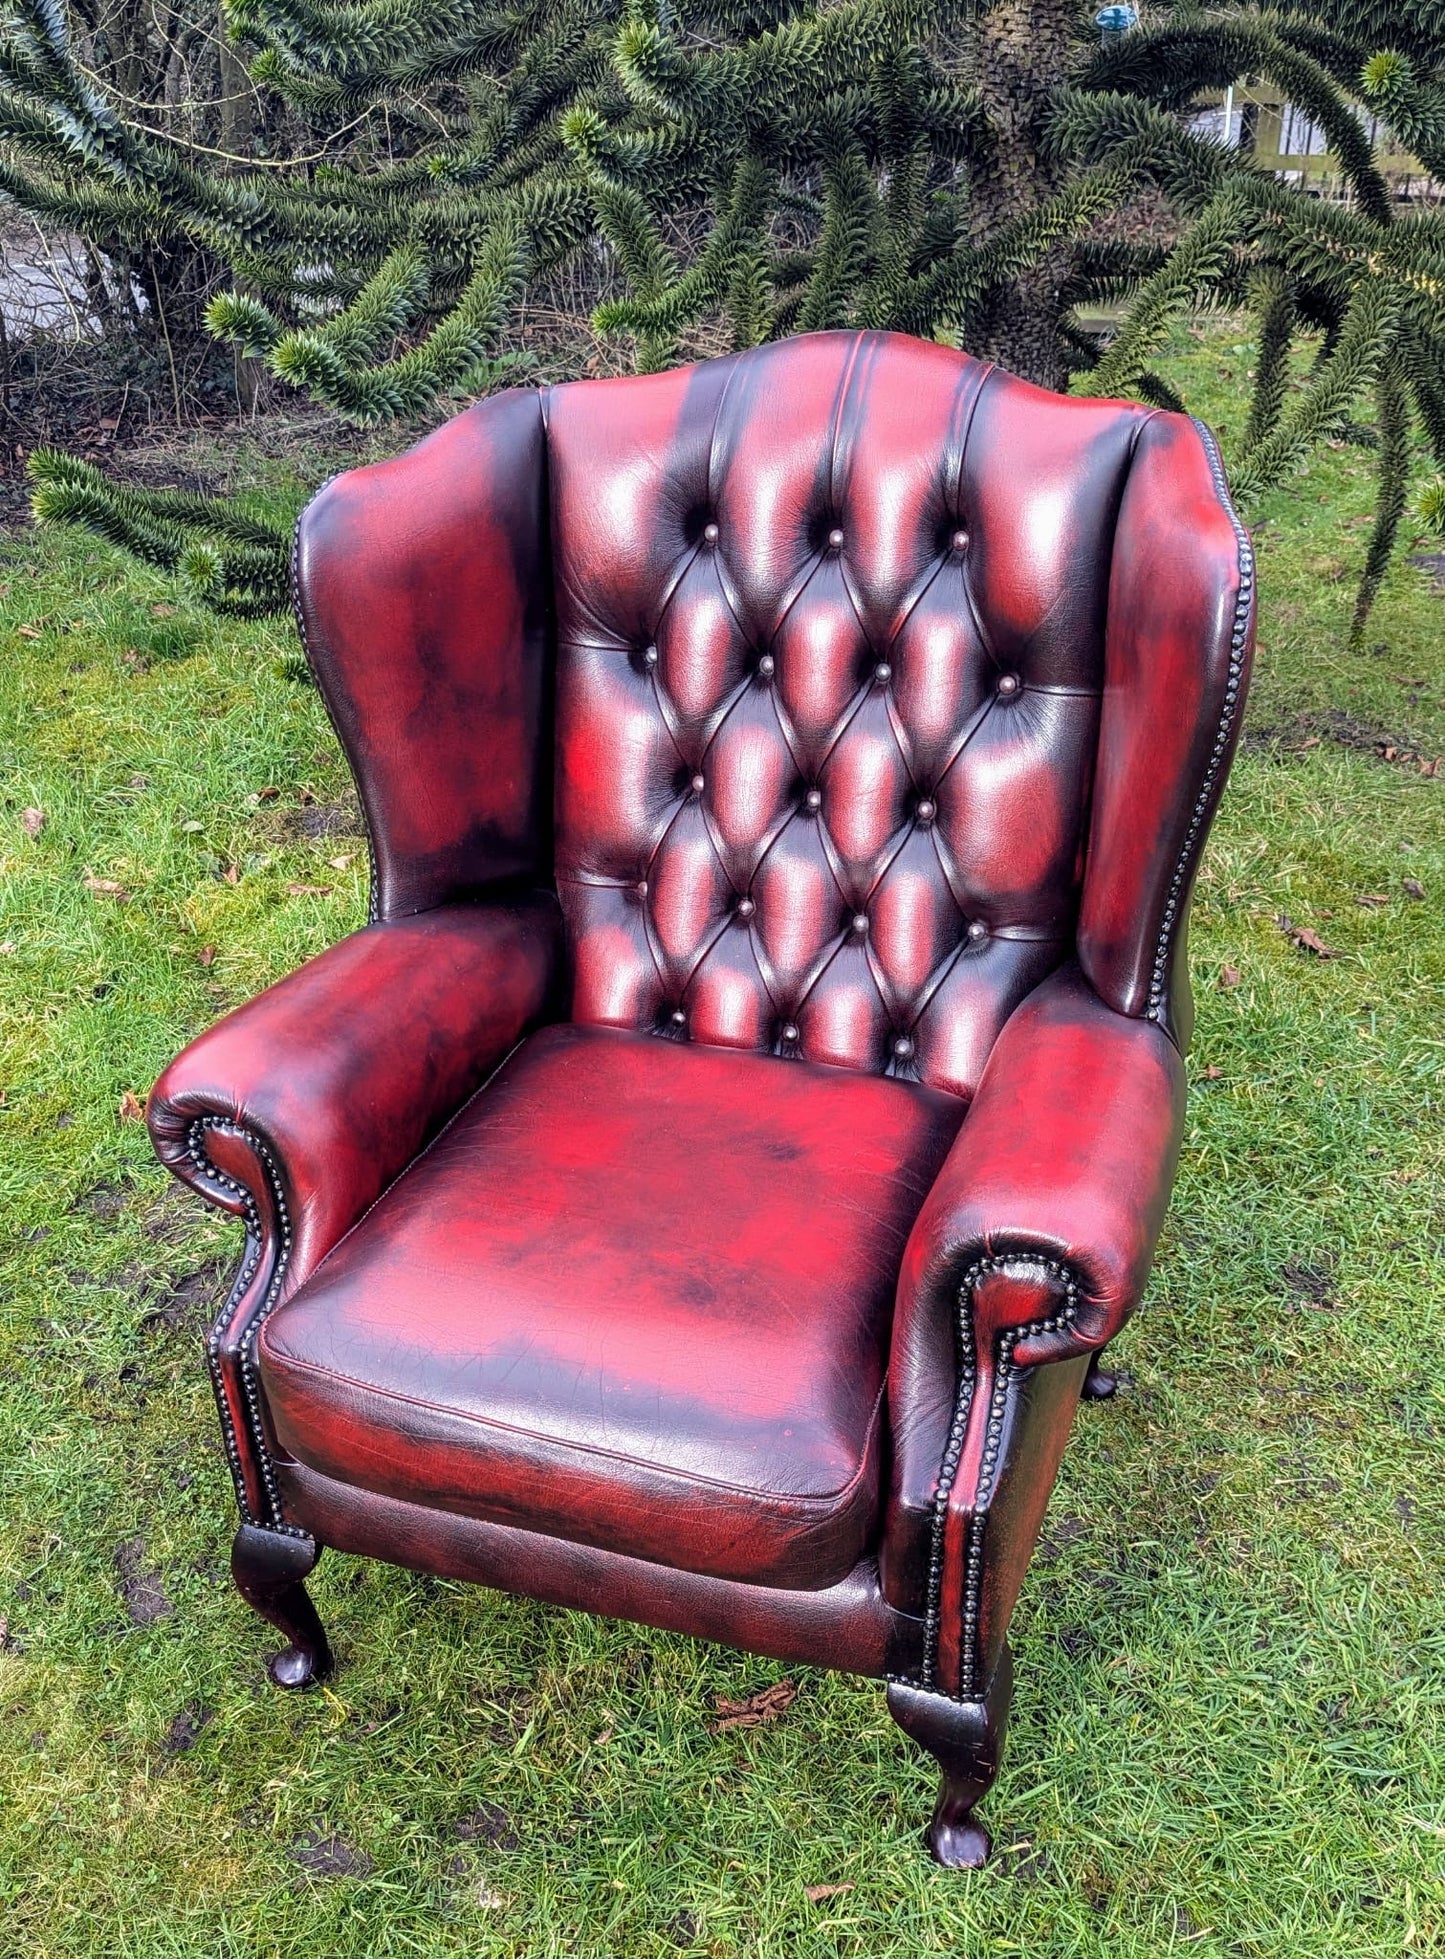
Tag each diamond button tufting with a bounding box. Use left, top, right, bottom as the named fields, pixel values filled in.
left=703, top=522, right=719, bottom=544
left=916, top=797, right=936, bottom=824
left=735, top=895, right=755, bottom=919
left=636, top=879, right=648, bottom=898
left=851, top=913, right=869, bottom=937
left=670, top=1008, right=687, bottom=1026
left=690, top=773, right=705, bottom=795
left=892, top=1035, right=915, bottom=1059
left=804, top=787, right=823, bottom=812
left=642, top=644, right=658, bottom=667
left=781, top=1022, right=799, bottom=1043
left=967, top=920, right=988, bottom=941
left=827, top=527, right=845, bottom=550
left=873, top=662, right=891, bottom=684
left=757, top=652, right=775, bottom=678
left=997, top=673, right=1020, bottom=697
left=951, top=529, right=968, bottom=553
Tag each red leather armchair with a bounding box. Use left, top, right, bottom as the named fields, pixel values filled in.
left=146, top=330, right=1253, bottom=1866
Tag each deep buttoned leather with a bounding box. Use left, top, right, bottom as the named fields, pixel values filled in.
left=546, top=333, right=1150, bottom=1094
left=258, top=1022, right=963, bottom=1589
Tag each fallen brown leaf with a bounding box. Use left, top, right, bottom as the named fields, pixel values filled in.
left=20, top=807, right=44, bottom=837
left=118, top=1090, right=144, bottom=1123
left=16, top=623, right=44, bottom=640
left=1287, top=925, right=1338, bottom=959
left=255, top=785, right=282, bottom=800
left=1218, top=964, right=1242, bottom=989
left=327, top=853, right=355, bottom=870
left=710, top=1679, right=797, bottom=1732
left=1353, top=893, right=1389, bottom=908
left=149, top=603, right=177, bottom=618
left=1202, top=1065, right=1223, bottom=1080
left=1403, top=878, right=1426, bottom=901
left=84, top=876, right=130, bottom=901
left=222, top=864, right=240, bottom=885
left=0, top=942, right=14, bottom=955
left=198, top=945, right=216, bottom=967
left=286, top=882, right=332, bottom=898
left=804, top=1883, right=854, bottom=1904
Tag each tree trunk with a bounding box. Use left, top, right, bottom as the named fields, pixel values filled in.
left=218, top=8, right=265, bottom=414
left=970, top=0, right=1082, bottom=390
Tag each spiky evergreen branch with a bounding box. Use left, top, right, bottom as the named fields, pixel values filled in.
left=5, top=0, right=1445, bottom=633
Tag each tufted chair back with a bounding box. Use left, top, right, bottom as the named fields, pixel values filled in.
left=296, top=331, right=1251, bottom=1087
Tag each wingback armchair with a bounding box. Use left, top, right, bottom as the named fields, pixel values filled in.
left=146, top=330, right=1254, bottom=1866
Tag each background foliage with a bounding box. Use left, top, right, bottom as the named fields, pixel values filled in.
left=3, top=0, right=1445, bottom=626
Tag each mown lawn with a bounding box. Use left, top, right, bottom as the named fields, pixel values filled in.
left=0, top=337, right=1442, bottom=1957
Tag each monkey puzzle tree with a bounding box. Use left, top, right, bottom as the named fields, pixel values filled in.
left=5, top=0, right=1445, bottom=631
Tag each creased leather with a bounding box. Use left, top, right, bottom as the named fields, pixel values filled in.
left=259, top=1021, right=963, bottom=1590
left=148, top=898, right=561, bottom=1293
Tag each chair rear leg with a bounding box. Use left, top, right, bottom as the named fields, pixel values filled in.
left=887, top=1645, right=1013, bottom=1868
left=1081, top=1349, right=1117, bottom=1400
left=232, top=1523, right=333, bottom=1688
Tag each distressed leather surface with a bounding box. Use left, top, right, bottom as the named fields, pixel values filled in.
left=259, top=1022, right=963, bottom=1589
left=148, top=898, right=561, bottom=1293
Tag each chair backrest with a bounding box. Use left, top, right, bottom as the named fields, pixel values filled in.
left=296, top=331, right=1254, bottom=1092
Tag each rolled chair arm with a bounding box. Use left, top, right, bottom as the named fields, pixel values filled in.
left=147, top=894, right=561, bottom=1527
left=884, top=961, right=1186, bottom=1697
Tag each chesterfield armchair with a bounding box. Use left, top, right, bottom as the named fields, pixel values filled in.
left=146, top=330, right=1254, bottom=1866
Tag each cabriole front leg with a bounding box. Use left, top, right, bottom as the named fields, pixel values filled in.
left=158, top=1113, right=335, bottom=1687
left=888, top=1647, right=1013, bottom=1867
left=232, top=1522, right=332, bottom=1687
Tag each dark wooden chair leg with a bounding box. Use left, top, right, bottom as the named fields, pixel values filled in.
left=231, top=1523, right=333, bottom=1689
left=887, top=1645, right=1013, bottom=1868
left=1081, top=1351, right=1117, bottom=1400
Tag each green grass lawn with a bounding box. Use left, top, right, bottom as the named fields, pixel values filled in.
left=1, top=336, right=1442, bottom=1957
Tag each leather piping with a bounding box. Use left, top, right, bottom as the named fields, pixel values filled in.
left=290, top=481, right=382, bottom=925
left=1146, top=421, right=1254, bottom=1024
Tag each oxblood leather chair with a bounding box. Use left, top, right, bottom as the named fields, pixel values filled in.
left=146, top=330, right=1254, bottom=1866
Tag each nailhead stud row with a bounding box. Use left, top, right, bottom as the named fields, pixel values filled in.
left=916, top=1256, right=1081, bottom=1698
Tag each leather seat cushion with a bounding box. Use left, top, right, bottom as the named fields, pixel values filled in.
left=259, top=1022, right=964, bottom=1589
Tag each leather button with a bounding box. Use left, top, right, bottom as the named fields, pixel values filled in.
left=892, top=1035, right=915, bottom=1060
left=997, top=672, right=1020, bottom=697
left=781, top=1022, right=799, bottom=1043
left=703, top=522, right=720, bottom=544
left=636, top=879, right=648, bottom=898
left=967, top=919, right=988, bottom=941
left=851, top=913, right=869, bottom=937
left=873, top=661, right=891, bottom=684
left=827, top=527, right=844, bottom=550
left=642, top=644, right=659, bottom=667
left=690, top=773, right=706, bottom=795
left=951, top=529, right=968, bottom=553
left=757, top=652, right=775, bottom=679
left=804, top=787, right=823, bottom=812
left=916, top=797, right=936, bottom=824
left=735, top=895, right=755, bottom=919
left=670, top=1008, right=687, bottom=1025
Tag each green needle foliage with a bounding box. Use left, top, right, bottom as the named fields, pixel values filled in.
left=6, top=0, right=1445, bottom=633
